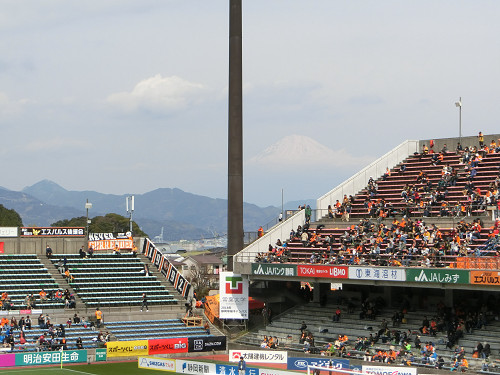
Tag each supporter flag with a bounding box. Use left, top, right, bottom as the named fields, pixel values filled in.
left=142, top=238, right=192, bottom=298
left=0, top=242, right=3, bottom=253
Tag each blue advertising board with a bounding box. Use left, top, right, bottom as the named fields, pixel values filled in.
left=216, top=364, right=259, bottom=375
left=287, top=357, right=349, bottom=371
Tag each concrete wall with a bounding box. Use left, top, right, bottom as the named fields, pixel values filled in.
left=0, top=237, right=142, bottom=255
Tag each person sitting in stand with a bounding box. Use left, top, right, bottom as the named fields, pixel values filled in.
left=76, top=336, right=83, bottom=349
left=39, top=289, right=47, bottom=302
left=54, top=289, right=63, bottom=302
left=64, top=268, right=74, bottom=282
left=113, top=243, right=121, bottom=255
left=260, top=336, right=268, bottom=348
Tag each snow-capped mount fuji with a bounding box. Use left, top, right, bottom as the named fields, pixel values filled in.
left=248, top=134, right=372, bottom=167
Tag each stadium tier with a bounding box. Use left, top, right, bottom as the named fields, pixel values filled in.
left=50, top=253, right=178, bottom=308
left=0, top=254, right=64, bottom=310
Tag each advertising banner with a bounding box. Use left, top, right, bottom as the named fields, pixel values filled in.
left=258, top=370, right=297, bottom=375
left=107, top=340, right=149, bottom=357
left=0, top=242, right=3, bottom=254
left=216, top=364, right=261, bottom=375
left=0, top=227, right=17, bottom=237
left=176, top=360, right=216, bottom=375
left=470, top=270, right=500, bottom=285
left=188, top=336, right=226, bottom=352
left=219, top=272, right=249, bottom=319
left=287, top=357, right=349, bottom=371
left=138, top=357, right=176, bottom=372
left=149, top=338, right=188, bottom=355
left=95, top=348, right=107, bottom=362
left=406, top=269, right=469, bottom=284
left=20, top=227, right=84, bottom=237
left=0, top=353, right=15, bottom=368
left=297, top=265, right=348, bottom=279
left=229, top=350, right=288, bottom=364
left=15, top=350, right=87, bottom=366
left=362, top=365, right=417, bottom=375
left=251, top=263, right=297, bottom=277
left=349, top=267, right=406, bottom=281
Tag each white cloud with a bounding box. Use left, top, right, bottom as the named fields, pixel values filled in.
left=106, top=74, right=206, bottom=113
left=23, top=137, right=87, bottom=153
left=0, top=92, right=31, bottom=116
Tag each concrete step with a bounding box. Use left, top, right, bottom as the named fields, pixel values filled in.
left=39, top=255, right=85, bottom=308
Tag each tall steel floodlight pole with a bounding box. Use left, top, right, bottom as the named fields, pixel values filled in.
left=126, top=195, right=134, bottom=234
left=227, top=0, right=243, bottom=271
left=455, top=97, right=462, bottom=145
left=85, top=199, right=92, bottom=244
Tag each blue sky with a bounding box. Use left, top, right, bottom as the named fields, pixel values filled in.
left=1, top=1, right=499, bottom=207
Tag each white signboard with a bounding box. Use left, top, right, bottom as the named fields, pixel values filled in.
left=0, top=227, right=17, bottom=237
left=349, top=267, right=406, bottom=281
left=229, top=350, right=288, bottom=364
left=219, top=272, right=249, bottom=319
left=362, top=365, right=417, bottom=375
left=138, top=357, right=176, bottom=372
left=176, top=360, right=216, bottom=375
left=259, top=370, right=295, bottom=375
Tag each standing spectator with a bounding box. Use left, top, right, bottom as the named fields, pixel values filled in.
left=6, top=333, right=14, bottom=351
left=37, top=314, right=45, bottom=329
left=305, top=205, right=312, bottom=223
left=238, top=357, right=246, bottom=375
left=300, top=321, right=308, bottom=334
left=95, top=308, right=103, bottom=328
left=141, top=293, right=149, bottom=312
left=333, top=307, right=341, bottom=322
left=262, top=304, right=269, bottom=326
left=479, top=131, right=484, bottom=148
left=45, top=245, right=53, bottom=258
left=258, top=226, right=264, bottom=238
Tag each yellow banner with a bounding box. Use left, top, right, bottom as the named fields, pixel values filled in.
left=107, top=340, right=149, bottom=357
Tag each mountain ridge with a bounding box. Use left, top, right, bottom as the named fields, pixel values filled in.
left=1, top=180, right=315, bottom=240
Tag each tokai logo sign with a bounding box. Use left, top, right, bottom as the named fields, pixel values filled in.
left=297, top=265, right=348, bottom=279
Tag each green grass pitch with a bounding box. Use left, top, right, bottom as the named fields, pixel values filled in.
left=0, top=361, right=162, bottom=375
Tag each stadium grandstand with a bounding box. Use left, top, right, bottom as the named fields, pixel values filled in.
left=233, top=134, right=500, bottom=373
left=1, top=133, right=499, bottom=374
